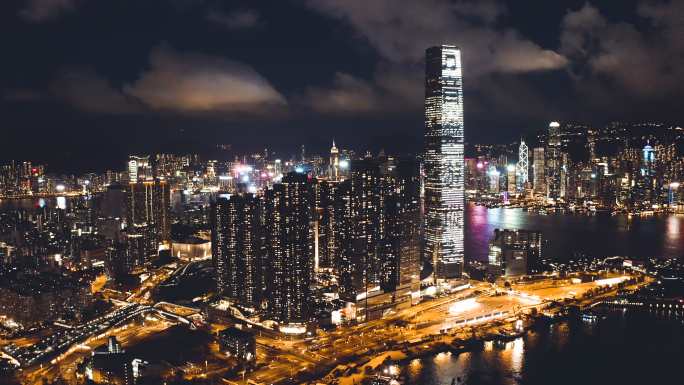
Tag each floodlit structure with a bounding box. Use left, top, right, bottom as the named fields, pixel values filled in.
left=329, top=140, right=339, bottom=180
left=424, top=45, right=465, bottom=280
left=516, top=140, right=529, bottom=191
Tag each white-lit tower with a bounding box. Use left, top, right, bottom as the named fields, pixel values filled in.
left=516, top=140, right=529, bottom=192
left=329, top=140, right=339, bottom=181
left=424, top=45, right=465, bottom=280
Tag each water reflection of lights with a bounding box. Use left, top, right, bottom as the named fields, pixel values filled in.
left=434, top=351, right=452, bottom=363
left=511, top=337, right=524, bottom=372
left=407, top=358, right=423, bottom=377
left=666, top=216, right=680, bottom=239
left=383, top=364, right=400, bottom=376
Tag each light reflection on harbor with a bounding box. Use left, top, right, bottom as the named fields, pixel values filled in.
left=467, top=203, right=684, bottom=261
left=400, top=311, right=684, bottom=385
left=510, top=337, right=523, bottom=373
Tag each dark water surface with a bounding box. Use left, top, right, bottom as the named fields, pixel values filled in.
left=402, top=310, right=684, bottom=385
left=466, top=204, right=684, bottom=261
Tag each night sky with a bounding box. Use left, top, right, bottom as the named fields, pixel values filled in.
left=1, top=0, right=682, bottom=172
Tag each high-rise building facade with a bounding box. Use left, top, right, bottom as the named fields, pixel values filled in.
left=211, top=193, right=262, bottom=308
left=334, top=158, right=384, bottom=299
left=424, top=45, right=465, bottom=280
left=379, top=159, right=421, bottom=304
left=125, top=179, right=170, bottom=243
left=533, top=147, right=546, bottom=195
left=329, top=141, right=340, bottom=181
left=506, top=165, right=517, bottom=193
left=265, top=172, right=315, bottom=324
left=128, top=155, right=152, bottom=183
left=546, top=122, right=563, bottom=200
left=517, top=140, right=529, bottom=192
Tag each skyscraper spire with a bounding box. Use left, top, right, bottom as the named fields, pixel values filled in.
left=330, top=139, right=340, bottom=180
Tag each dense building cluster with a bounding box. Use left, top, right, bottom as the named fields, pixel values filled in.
left=211, top=154, right=422, bottom=327
left=0, top=270, right=92, bottom=328
left=467, top=121, right=684, bottom=213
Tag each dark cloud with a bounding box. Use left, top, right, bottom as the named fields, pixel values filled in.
left=300, top=65, right=423, bottom=115
left=51, top=68, right=142, bottom=114
left=206, top=8, right=262, bottom=29
left=19, top=0, right=80, bottom=22
left=560, top=1, right=684, bottom=98
left=301, top=73, right=379, bottom=114
left=304, top=0, right=568, bottom=117
left=123, top=45, right=286, bottom=114
left=304, top=0, right=684, bottom=126
left=2, top=89, right=45, bottom=102
left=49, top=45, right=286, bottom=116
left=306, top=0, right=567, bottom=75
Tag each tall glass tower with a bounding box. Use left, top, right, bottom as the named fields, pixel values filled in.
left=546, top=122, right=562, bottom=200
left=424, top=45, right=465, bottom=280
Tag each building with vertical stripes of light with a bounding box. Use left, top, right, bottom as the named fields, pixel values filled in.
left=424, top=45, right=465, bottom=280
left=211, top=193, right=262, bottom=308
left=265, top=172, right=315, bottom=324
left=546, top=122, right=563, bottom=200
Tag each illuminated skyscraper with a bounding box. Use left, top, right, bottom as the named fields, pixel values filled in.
left=329, top=140, right=340, bottom=180
left=128, top=155, right=151, bottom=182
left=211, top=193, right=262, bottom=308
left=314, top=179, right=339, bottom=270
left=546, top=122, right=562, bottom=200
left=126, top=178, right=170, bottom=243
left=516, top=140, right=529, bottom=191
left=379, top=159, right=422, bottom=304
left=643, top=143, right=655, bottom=175
left=506, top=165, right=517, bottom=193
left=336, top=158, right=382, bottom=298
left=265, top=172, right=315, bottom=324
left=424, top=45, right=465, bottom=279
left=533, top=147, right=546, bottom=195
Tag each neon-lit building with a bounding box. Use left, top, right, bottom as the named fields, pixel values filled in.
left=424, top=45, right=465, bottom=280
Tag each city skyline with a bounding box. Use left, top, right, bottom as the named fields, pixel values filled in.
left=2, top=1, right=684, bottom=171
left=1, top=2, right=683, bottom=385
